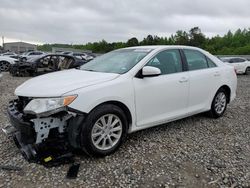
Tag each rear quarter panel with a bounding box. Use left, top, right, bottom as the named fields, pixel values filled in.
left=220, top=65, right=237, bottom=102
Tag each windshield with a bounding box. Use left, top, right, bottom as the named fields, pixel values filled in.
left=80, top=48, right=152, bottom=74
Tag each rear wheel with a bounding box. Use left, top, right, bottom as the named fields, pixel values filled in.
left=245, top=67, right=250, bottom=75
left=79, top=104, right=128, bottom=157
left=209, top=88, right=228, bottom=118
left=0, top=61, right=10, bottom=72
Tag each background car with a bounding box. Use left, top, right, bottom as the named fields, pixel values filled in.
left=60, top=51, right=72, bottom=55
left=0, top=56, right=18, bottom=71
left=19, top=51, right=46, bottom=62
left=221, top=57, right=250, bottom=74
left=60, top=51, right=95, bottom=61
left=0, top=52, right=18, bottom=57
left=71, top=52, right=95, bottom=61
left=9, top=53, right=87, bottom=76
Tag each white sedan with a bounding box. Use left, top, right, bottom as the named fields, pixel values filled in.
left=0, top=56, right=18, bottom=71
left=20, top=51, right=46, bottom=61
left=7, top=46, right=237, bottom=160
left=221, top=57, right=250, bottom=75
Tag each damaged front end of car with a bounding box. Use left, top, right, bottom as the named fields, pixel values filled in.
left=5, top=95, right=85, bottom=162
left=9, top=61, right=36, bottom=77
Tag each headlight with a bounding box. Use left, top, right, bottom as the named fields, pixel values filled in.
left=24, top=95, right=77, bottom=116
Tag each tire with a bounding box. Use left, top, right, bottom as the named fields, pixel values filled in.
left=245, top=67, right=250, bottom=75
left=0, top=61, right=10, bottom=72
left=209, top=88, right=228, bottom=118
left=79, top=104, right=128, bottom=157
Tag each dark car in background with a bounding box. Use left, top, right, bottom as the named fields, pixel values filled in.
left=10, top=54, right=87, bottom=77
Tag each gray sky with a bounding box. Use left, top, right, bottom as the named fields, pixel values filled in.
left=0, top=0, right=250, bottom=45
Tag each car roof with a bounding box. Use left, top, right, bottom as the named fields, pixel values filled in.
left=27, top=53, right=78, bottom=61
left=124, top=45, right=203, bottom=51
left=36, top=53, right=74, bottom=57
left=221, top=57, right=246, bottom=60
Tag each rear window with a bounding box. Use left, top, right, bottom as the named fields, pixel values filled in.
left=183, top=49, right=208, bottom=71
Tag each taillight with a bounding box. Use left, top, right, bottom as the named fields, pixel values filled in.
left=234, top=68, right=237, bottom=74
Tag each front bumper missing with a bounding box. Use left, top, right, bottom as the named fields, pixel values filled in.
left=6, top=99, right=76, bottom=163
left=2, top=125, right=17, bottom=136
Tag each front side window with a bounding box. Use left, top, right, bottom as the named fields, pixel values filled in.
left=81, top=49, right=152, bottom=74
left=226, top=59, right=235, bottom=63
left=146, top=49, right=183, bottom=75
left=184, top=49, right=208, bottom=71
left=39, top=56, right=51, bottom=65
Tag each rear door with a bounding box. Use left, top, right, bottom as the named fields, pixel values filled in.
left=133, top=49, right=189, bottom=127
left=182, top=49, right=221, bottom=114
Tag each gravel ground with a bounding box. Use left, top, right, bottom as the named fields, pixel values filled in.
left=0, top=72, right=249, bottom=188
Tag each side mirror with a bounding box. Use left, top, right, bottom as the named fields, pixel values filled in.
left=142, top=66, right=161, bottom=77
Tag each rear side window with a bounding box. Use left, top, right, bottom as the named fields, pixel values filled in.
left=235, top=58, right=246, bottom=63
left=206, top=57, right=217, bottom=68
left=227, top=58, right=246, bottom=63
left=147, top=49, right=183, bottom=75
left=183, top=49, right=208, bottom=71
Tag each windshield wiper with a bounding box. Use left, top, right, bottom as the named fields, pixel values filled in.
left=82, top=69, right=97, bottom=72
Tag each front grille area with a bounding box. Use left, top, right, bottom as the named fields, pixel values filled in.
left=8, top=99, right=36, bottom=145
left=17, top=96, right=32, bottom=112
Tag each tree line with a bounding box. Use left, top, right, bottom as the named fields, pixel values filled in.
left=38, top=27, right=250, bottom=55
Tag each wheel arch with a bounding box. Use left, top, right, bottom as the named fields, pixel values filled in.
left=92, top=100, right=133, bottom=128
left=217, top=85, right=231, bottom=103
left=0, top=60, right=11, bottom=64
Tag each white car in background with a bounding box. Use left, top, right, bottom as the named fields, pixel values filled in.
left=0, top=56, right=18, bottom=71
left=0, top=52, right=18, bottom=57
left=221, top=57, right=250, bottom=75
left=20, top=51, right=46, bottom=61
left=61, top=52, right=95, bottom=61
left=7, top=46, right=237, bottom=160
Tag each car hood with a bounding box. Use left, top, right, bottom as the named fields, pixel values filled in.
left=15, top=69, right=120, bottom=97
left=0, top=56, right=16, bottom=64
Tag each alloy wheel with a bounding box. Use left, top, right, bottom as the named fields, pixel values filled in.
left=91, top=114, right=122, bottom=151
left=214, top=92, right=227, bottom=114
left=0, top=61, right=10, bottom=72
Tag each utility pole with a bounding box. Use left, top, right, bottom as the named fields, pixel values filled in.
left=2, top=36, right=4, bottom=49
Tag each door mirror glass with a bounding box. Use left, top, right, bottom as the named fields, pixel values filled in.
left=142, top=66, right=161, bottom=77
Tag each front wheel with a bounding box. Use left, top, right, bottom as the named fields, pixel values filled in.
left=209, top=88, right=228, bottom=118
left=79, top=104, right=128, bottom=157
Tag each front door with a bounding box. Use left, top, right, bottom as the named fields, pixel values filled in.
left=133, top=49, right=189, bottom=127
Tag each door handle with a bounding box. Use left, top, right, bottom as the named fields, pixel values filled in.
left=179, top=77, right=188, bottom=83
left=214, top=72, right=220, bottom=77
